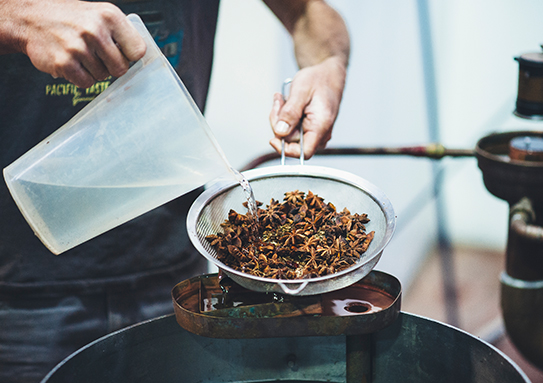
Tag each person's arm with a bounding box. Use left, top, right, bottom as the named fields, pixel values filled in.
left=264, top=0, right=350, bottom=159
left=0, top=0, right=146, bottom=88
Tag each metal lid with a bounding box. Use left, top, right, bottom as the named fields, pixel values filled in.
left=516, top=52, right=543, bottom=68
left=510, top=136, right=543, bottom=161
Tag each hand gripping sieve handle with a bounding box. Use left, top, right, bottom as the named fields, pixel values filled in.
left=278, top=280, right=309, bottom=295
left=280, top=78, right=304, bottom=166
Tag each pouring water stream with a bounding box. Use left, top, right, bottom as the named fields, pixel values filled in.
left=230, top=167, right=258, bottom=220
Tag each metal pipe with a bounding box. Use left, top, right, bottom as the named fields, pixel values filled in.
left=501, top=197, right=543, bottom=369
left=346, top=334, right=372, bottom=383
left=510, top=198, right=543, bottom=241
left=241, top=144, right=474, bottom=171
left=506, top=198, right=543, bottom=281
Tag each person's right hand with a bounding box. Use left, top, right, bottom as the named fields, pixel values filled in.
left=1, top=0, right=146, bottom=88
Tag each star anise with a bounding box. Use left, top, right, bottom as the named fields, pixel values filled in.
left=206, top=190, right=375, bottom=280
left=296, top=235, right=321, bottom=254
left=305, top=190, right=325, bottom=209
left=315, top=243, right=337, bottom=262
left=283, top=190, right=305, bottom=206
left=281, top=228, right=306, bottom=248
left=259, top=198, right=285, bottom=226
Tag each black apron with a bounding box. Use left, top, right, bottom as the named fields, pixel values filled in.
left=0, top=1, right=219, bottom=381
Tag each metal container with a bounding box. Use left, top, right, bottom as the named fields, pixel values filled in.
left=171, top=271, right=402, bottom=339
left=41, top=311, right=529, bottom=383
left=515, top=49, right=543, bottom=119
left=187, top=165, right=395, bottom=296
left=476, top=131, right=543, bottom=206
left=476, top=130, right=543, bottom=369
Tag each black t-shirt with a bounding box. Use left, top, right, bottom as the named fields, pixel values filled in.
left=0, top=0, right=220, bottom=289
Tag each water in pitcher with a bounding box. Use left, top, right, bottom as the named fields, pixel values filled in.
left=9, top=180, right=190, bottom=253
left=9, top=166, right=258, bottom=254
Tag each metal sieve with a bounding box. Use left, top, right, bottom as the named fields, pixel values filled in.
left=187, top=164, right=395, bottom=295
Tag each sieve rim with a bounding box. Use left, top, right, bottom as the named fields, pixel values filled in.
left=187, top=165, right=396, bottom=291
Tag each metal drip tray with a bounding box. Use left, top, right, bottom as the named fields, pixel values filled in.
left=171, top=270, right=401, bottom=338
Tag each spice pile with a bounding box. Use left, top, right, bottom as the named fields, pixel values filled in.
left=205, top=190, right=375, bottom=280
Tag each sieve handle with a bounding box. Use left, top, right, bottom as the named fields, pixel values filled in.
left=278, top=280, right=309, bottom=295
left=280, top=78, right=304, bottom=166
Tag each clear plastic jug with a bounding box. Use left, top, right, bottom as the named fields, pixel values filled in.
left=3, top=14, right=233, bottom=255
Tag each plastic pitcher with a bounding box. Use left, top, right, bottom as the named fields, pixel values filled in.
left=3, top=14, right=233, bottom=255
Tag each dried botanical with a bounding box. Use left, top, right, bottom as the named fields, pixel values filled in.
left=205, top=190, right=375, bottom=280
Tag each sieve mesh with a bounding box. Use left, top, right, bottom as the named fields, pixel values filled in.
left=188, top=165, right=395, bottom=295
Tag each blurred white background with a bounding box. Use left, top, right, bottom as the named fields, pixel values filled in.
left=204, top=0, right=543, bottom=290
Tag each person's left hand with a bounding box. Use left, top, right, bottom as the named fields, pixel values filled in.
left=269, top=56, right=347, bottom=160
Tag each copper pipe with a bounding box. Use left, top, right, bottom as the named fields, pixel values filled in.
left=506, top=198, right=543, bottom=281
left=241, top=144, right=474, bottom=171
left=510, top=198, right=543, bottom=241
left=501, top=197, right=543, bottom=369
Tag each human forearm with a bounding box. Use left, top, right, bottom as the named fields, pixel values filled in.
left=0, top=0, right=29, bottom=54
left=265, top=0, right=350, bottom=159
left=0, top=0, right=146, bottom=88
left=264, top=0, right=350, bottom=69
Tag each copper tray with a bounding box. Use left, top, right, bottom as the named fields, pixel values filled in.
left=172, top=270, right=401, bottom=339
